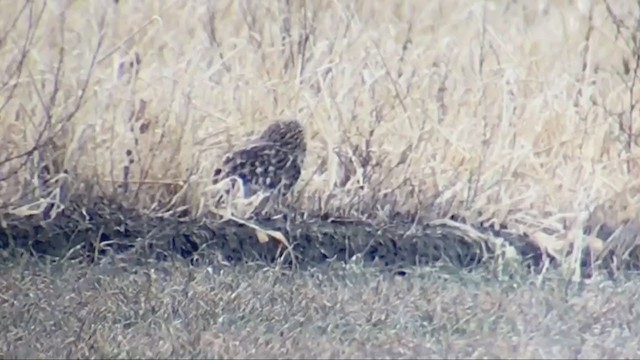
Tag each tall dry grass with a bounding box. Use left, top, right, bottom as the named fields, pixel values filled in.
left=1, top=0, right=639, bottom=240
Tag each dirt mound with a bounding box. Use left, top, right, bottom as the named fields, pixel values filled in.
left=2, top=194, right=637, bottom=278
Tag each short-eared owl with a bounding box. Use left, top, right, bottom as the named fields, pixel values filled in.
left=212, top=119, right=306, bottom=199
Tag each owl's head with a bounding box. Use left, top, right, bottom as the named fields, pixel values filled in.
left=259, top=119, right=306, bottom=155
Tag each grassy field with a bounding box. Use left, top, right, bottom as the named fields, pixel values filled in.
left=1, top=258, right=640, bottom=358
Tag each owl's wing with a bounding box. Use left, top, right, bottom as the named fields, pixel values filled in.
left=213, top=142, right=281, bottom=182
left=214, top=141, right=303, bottom=196
left=221, top=142, right=279, bottom=166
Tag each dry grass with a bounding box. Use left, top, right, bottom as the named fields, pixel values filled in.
left=2, top=1, right=640, bottom=356
left=1, top=258, right=640, bottom=358
left=1, top=0, right=639, bottom=232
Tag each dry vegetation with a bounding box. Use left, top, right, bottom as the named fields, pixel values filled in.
left=1, top=0, right=639, bottom=232
left=2, top=0, right=640, bottom=357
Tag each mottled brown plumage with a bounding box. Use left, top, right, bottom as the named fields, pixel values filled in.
left=212, top=120, right=306, bottom=199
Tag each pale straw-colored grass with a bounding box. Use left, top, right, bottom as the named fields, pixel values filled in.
left=1, top=0, right=638, bottom=245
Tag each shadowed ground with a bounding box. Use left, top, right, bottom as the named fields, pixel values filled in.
left=1, top=258, right=639, bottom=358
left=0, top=195, right=614, bottom=276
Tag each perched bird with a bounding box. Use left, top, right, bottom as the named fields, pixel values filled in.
left=212, top=119, right=306, bottom=202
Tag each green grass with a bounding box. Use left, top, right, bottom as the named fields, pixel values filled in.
left=1, top=258, right=639, bottom=358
